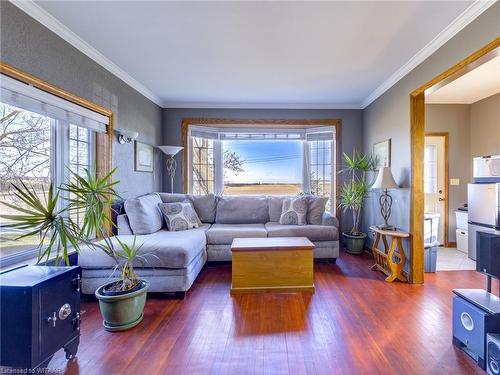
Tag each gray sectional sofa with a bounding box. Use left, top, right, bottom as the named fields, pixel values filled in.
left=78, top=193, right=339, bottom=295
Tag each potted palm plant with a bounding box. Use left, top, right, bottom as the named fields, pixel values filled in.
left=1, top=168, right=149, bottom=331
left=339, top=151, right=376, bottom=254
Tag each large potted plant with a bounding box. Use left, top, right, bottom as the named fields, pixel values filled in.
left=1, top=168, right=150, bottom=331
left=339, top=151, right=376, bottom=254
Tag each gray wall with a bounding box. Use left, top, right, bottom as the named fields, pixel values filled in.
left=0, top=2, right=163, bottom=199
left=471, top=93, right=500, bottom=158
left=162, top=108, right=364, bottom=231
left=425, top=104, right=471, bottom=242
left=362, top=3, right=500, bottom=252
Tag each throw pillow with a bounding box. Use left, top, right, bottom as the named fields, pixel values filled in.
left=279, top=197, right=308, bottom=225
left=307, top=196, right=329, bottom=225
left=159, top=202, right=200, bottom=231
left=124, top=193, right=163, bottom=235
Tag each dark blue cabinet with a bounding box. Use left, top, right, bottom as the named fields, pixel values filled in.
left=0, top=265, right=81, bottom=369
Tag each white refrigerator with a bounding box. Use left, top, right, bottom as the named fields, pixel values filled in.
left=467, top=183, right=500, bottom=260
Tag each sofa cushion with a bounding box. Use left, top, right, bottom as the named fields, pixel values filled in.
left=124, top=193, right=163, bottom=235
left=215, top=196, right=269, bottom=224
left=159, top=202, right=200, bottom=231
left=307, top=196, right=329, bottom=225
left=268, top=196, right=287, bottom=222
left=206, top=223, right=267, bottom=244
left=279, top=197, right=308, bottom=225
left=78, top=225, right=210, bottom=269
left=265, top=222, right=338, bottom=241
left=157, top=193, right=217, bottom=223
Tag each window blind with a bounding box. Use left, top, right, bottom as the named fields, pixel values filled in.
left=0, top=74, right=108, bottom=133
left=190, top=126, right=307, bottom=141
left=305, top=127, right=335, bottom=141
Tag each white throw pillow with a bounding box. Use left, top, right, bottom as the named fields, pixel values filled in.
left=159, top=202, right=200, bottom=231
left=279, top=197, right=308, bottom=226
left=124, top=193, right=163, bottom=235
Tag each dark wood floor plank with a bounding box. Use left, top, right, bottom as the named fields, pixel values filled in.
left=46, top=251, right=487, bottom=375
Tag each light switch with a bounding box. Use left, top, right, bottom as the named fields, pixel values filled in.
left=450, top=178, right=460, bottom=186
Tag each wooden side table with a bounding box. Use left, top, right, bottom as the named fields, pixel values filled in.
left=369, top=226, right=410, bottom=282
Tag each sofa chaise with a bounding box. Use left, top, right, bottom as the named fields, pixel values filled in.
left=79, top=193, right=339, bottom=295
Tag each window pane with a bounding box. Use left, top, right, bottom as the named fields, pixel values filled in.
left=223, top=140, right=302, bottom=196
left=191, top=136, right=215, bottom=195
left=0, top=102, right=52, bottom=258
left=68, top=124, right=92, bottom=226
left=424, top=145, right=437, bottom=194
left=309, top=139, right=333, bottom=211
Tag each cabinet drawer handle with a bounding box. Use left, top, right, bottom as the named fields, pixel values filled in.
left=461, top=312, right=474, bottom=331
left=47, top=312, right=57, bottom=327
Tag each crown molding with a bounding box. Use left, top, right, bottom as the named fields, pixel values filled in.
left=10, top=0, right=162, bottom=106
left=361, top=0, right=496, bottom=109
left=162, top=102, right=363, bottom=110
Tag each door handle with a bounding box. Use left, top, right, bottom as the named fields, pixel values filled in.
left=438, top=198, right=445, bottom=202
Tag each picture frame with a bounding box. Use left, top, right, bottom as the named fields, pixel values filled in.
left=373, top=139, right=391, bottom=170
left=134, top=141, right=154, bottom=173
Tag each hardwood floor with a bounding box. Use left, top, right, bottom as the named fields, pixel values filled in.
left=47, top=251, right=491, bottom=375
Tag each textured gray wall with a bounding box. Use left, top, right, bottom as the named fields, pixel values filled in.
left=362, top=3, right=500, bottom=252
left=470, top=93, right=500, bottom=158
left=0, top=2, right=163, bottom=199
left=162, top=108, right=364, bottom=231
left=425, top=104, right=471, bottom=242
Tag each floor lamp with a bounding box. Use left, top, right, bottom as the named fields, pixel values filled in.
left=158, top=146, right=184, bottom=193
left=372, top=166, right=399, bottom=230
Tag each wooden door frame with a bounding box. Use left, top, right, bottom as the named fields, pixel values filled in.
left=181, top=117, right=342, bottom=225
left=424, top=132, right=450, bottom=247
left=409, top=37, right=500, bottom=283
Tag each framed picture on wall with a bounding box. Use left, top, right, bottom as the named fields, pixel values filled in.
left=134, top=141, right=154, bottom=172
left=373, top=139, right=391, bottom=170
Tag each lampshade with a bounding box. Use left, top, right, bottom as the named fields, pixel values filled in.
left=372, top=167, right=399, bottom=190
left=158, top=145, right=183, bottom=156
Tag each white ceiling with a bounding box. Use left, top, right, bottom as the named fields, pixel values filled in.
left=16, top=1, right=493, bottom=108
left=426, top=55, right=500, bottom=104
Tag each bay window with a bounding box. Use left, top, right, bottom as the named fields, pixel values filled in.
left=186, top=125, right=336, bottom=210
left=0, top=74, right=107, bottom=262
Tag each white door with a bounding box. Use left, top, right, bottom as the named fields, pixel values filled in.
left=424, top=136, right=446, bottom=245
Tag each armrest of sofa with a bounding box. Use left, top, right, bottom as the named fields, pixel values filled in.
left=117, top=214, right=133, bottom=235
left=322, top=211, right=339, bottom=228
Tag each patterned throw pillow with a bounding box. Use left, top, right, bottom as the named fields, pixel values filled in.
left=279, top=197, right=308, bottom=225
left=159, top=202, right=200, bottom=231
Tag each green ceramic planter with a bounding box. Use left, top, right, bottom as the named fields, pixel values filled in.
left=95, top=279, right=149, bottom=332
left=343, top=232, right=367, bottom=254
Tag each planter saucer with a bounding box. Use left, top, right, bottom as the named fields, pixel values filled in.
left=102, top=312, right=144, bottom=332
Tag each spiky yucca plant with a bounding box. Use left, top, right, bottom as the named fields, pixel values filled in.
left=1, top=167, right=144, bottom=292
left=339, top=151, right=376, bottom=235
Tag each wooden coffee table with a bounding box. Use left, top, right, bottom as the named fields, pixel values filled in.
left=230, top=237, right=315, bottom=294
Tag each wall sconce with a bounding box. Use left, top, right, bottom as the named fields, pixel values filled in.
left=117, top=130, right=139, bottom=144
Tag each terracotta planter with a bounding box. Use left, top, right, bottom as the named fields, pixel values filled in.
left=343, top=232, right=367, bottom=254
left=95, top=279, right=149, bottom=332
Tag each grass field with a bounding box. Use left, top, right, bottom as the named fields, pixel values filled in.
left=224, top=183, right=301, bottom=196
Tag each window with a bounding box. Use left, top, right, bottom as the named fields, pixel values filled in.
left=424, top=144, right=437, bottom=194
left=187, top=125, right=336, bottom=209
left=0, top=73, right=107, bottom=263
left=223, top=139, right=303, bottom=196
left=191, top=136, right=216, bottom=195
left=308, top=137, right=334, bottom=211
left=0, top=103, right=52, bottom=258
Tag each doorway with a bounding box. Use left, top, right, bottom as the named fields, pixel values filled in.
left=409, top=37, right=500, bottom=283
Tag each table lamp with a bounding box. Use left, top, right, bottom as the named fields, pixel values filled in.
left=158, top=146, right=184, bottom=193
left=372, top=166, right=399, bottom=230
